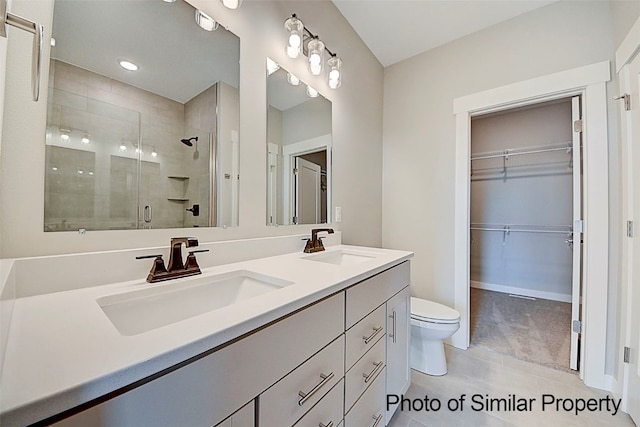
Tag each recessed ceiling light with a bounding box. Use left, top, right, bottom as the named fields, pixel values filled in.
left=119, top=60, right=138, bottom=71
left=162, top=0, right=177, bottom=2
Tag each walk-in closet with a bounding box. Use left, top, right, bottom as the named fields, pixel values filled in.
left=469, top=97, right=582, bottom=372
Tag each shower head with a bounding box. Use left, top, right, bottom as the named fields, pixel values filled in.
left=180, top=136, right=198, bottom=147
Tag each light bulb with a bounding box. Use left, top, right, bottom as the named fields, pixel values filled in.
left=195, top=9, right=218, bottom=31
left=307, top=38, right=324, bottom=76
left=327, top=55, right=342, bottom=89
left=81, top=136, right=90, bottom=144
left=287, top=73, right=300, bottom=86
left=289, top=33, right=301, bottom=48
left=306, top=86, right=318, bottom=98
left=151, top=149, right=158, bottom=157
left=119, top=143, right=127, bottom=151
left=60, top=133, right=70, bottom=141
left=220, top=0, right=242, bottom=9
left=284, top=15, right=304, bottom=59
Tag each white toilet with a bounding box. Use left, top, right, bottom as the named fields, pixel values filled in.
left=410, top=297, right=461, bottom=376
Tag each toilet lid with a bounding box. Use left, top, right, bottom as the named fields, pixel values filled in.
left=411, top=297, right=460, bottom=324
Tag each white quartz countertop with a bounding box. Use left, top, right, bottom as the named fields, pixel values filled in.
left=0, top=245, right=413, bottom=426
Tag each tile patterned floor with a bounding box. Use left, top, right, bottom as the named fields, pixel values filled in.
left=387, top=345, right=636, bottom=427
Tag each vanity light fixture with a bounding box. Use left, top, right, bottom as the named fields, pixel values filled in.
left=151, top=148, right=158, bottom=157
left=195, top=9, right=218, bottom=32
left=307, top=37, right=324, bottom=76
left=327, top=55, right=342, bottom=89
left=119, top=60, right=138, bottom=71
left=81, top=134, right=90, bottom=145
left=283, top=14, right=343, bottom=88
left=119, top=142, right=127, bottom=152
left=287, top=72, right=300, bottom=86
left=284, top=14, right=304, bottom=58
left=60, top=128, right=70, bottom=141
left=220, top=0, right=242, bottom=10
left=306, top=86, right=318, bottom=98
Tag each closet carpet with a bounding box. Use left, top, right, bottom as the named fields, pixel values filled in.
left=470, top=288, right=572, bottom=372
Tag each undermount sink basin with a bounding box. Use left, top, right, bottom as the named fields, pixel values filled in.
left=98, top=270, right=293, bottom=336
left=302, top=248, right=381, bottom=266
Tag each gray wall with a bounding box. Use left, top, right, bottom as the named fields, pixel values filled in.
left=0, top=0, right=384, bottom=258
left=382, top=0, right=619, bottom=373
left=470, top=100, right=573, bottom=300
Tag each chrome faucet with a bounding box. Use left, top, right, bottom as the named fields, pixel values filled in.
left=303, top=228, right=334, bottom=253
left=136, top=237, right=209, bottom=283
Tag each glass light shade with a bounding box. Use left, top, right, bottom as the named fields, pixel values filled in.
left=220, top=0, right=242, bottom=9
left=284, top=15, right=304, bottom=59
left=306, top=86, right=318, bottom=98
left=327, top=56, right=342, bottom=89
left=307, top=38, right=324, bottom=75
left=287, top=73, right=300, bottom=86
left=81, top=135, right=90, bottom=144
left=195, top=9, right=218, bottom=31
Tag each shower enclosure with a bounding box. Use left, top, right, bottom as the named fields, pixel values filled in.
left=44, top=71, right=236, bottom=231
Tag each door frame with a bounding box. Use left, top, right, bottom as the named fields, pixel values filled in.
left=615, top=15, right=640, bottom=416
left=282, top=134, right=332, bottom=225
left=452, top=61, right=611, bottom=390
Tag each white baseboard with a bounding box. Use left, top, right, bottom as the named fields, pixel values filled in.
left=470, top=280, right=571, bottom=303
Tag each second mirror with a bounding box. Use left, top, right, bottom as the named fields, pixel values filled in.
left=266, top=59, right=332, bottom=226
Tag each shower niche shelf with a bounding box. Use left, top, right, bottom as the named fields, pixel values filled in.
left=167, top=175, right=190, bottom=202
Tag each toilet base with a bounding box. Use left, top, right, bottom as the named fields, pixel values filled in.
left=410, top=329, right=449, bottom=376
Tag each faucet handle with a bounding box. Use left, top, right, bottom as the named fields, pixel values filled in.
left=136, top=254, right=167, bottom=283
left=185, top=249, right=209, bottom=271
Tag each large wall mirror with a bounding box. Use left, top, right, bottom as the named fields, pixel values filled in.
left=44, top=0, right=240, bottom=231
left=266, top=59, right=332, bottom=226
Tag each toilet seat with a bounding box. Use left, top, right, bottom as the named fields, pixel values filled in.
left=411, top=297, right=460, bottom=324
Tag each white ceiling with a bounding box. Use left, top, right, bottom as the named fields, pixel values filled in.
left=51, top=0, right=239, bottom=104
left=332, top=0, right=558, bottom=67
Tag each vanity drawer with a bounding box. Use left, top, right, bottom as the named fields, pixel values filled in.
left=344, top=366, right=385, bottom=427
left=260, top=335, right=345, bottom=427
left=292, top=379, right=344, bottom=427
left=345, top=304, right=385, bottom=370
left=345, top=262, right=410, bottom=329
left=344, top=335, right=385, bottom=412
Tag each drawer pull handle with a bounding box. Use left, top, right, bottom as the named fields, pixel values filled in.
left=389, top=311, right=397, bottom=343
left=362, top=326, right=383, bottom=344
left=319, top=422, right=334, bottom=427
left=298, top=372, right=334, bottom=406
left=372, top=414, right=383, bottom=427
left=363, top=361, right=383, bottom=383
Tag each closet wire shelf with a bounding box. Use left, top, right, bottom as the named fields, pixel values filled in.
left=470, top=141, right=580, bottom=179
left=470, top=223, right=575, bottom=247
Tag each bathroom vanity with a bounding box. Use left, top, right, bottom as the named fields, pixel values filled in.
left=0, top=241, right=412, bottom=427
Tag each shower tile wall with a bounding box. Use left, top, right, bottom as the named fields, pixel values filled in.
left=45, top=59, right=209, bottom=230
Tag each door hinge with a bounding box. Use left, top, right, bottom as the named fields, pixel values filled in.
left=614, top=94, right=631, bottom=111
left=573, top=119, right=583, bottom=133
left=572, top=320, right=582, bottom=333
left=628, top=220, right=634, bottom=238
left=624, top=346, right=630, bottom=364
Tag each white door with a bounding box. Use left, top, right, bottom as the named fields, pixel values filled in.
left=294, top=157, right=320, bottom=224
left=621, top=50, right=640, bottom=425
left=570, top=96, right=583, bottom=371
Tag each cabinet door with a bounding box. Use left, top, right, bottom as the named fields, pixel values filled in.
left=385, top=286, right=410, bottom=422
left=215, top=400, right=255, bottom=427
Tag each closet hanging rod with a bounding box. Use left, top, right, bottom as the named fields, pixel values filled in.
left=470, top=226, right=572, bottom=235
left=471, top=144, right=575, bottom=161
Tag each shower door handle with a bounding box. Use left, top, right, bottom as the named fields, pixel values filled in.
left=1, top=0, right=44, bottom=101
left=144, top=205, right=152, bottom=223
